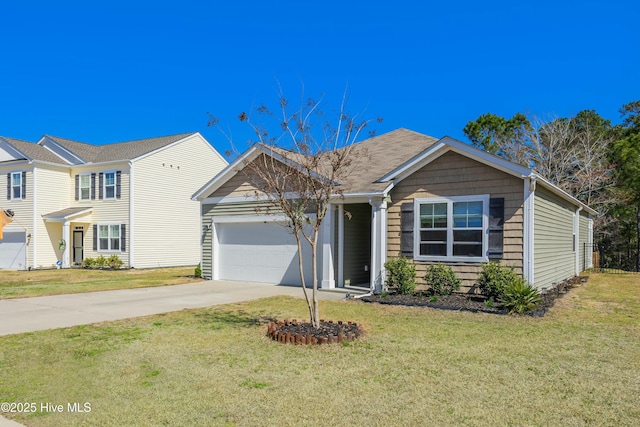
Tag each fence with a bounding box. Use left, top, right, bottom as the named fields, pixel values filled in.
left=584, top=242, right=639, bottom=273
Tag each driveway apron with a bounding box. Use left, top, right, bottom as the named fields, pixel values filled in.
left=0, top=280, right=358, bottom=336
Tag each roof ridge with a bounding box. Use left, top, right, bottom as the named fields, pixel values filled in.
left=108, top=131, right=197, bottom=145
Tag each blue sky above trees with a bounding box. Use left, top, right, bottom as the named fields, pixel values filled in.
left=1, top=0, right=638, bottom=157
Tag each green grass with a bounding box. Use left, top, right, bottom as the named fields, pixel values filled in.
left=1, top=273, right=639, bottom=426
left=0, top=267, right=200, bottom=299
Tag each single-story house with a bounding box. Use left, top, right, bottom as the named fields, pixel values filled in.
left=193, top=128, right=595, bottom=293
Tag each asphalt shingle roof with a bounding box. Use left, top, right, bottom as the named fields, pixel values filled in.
left=264, top=128, right=439, bottom=194
left=46, top=132, right=196, bottom=163
left=1, top=137, right=70, bottom=165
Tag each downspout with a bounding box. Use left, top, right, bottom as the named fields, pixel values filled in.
left=128, top=160, right=134, bottom=268
left=523, top=176, right=536, bottom=286
left=575, top=206, right=583, bottom=275
left=32, top=165, right=37, bottom=269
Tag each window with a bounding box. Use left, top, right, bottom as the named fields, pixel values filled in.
left=11, top=172, right=22, bottom=200
left=104, top=172, right=116, bottom=199
left=79, top=174, right=91, bottom=201
left=415, top=195, right=489, bottom=262
left=98, top=224, right=121, bottom=251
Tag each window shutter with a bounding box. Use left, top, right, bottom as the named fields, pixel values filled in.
left=400, top=202, right=414, bottom=257
left=120, top=224, right=126, bottom=252
left=75, top=175, right=79, bottom=200
left=21, top=171, right=26, bottom=199
left=116, top=171, right=121, bottom=199
left=93, top=224, right=98, bottom=251
left=91, top=173, right=96, bottom=200
left=6, top=174, right=10, bottom=200
left=488, top=197, right=505, bottom=260
left=98, top=173, right=104, bottom=200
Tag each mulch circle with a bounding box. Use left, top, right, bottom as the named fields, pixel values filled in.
left=267, top=319, right=364, bottom=345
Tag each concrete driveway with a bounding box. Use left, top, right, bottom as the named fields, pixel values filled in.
left=0, top=280, right=361, bottom=336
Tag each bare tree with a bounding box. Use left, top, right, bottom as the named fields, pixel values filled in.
left=212, top=87, right=378, bottom=328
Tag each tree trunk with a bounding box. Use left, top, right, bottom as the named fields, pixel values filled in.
left=311, top=232, right=319, bottom=329
left=295, top=232, right=314, bottom=325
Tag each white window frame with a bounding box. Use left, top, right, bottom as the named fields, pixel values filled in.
left=97, top=223, right=122, bottom=252
left=78, top=173, right=92, bottom=201
left=414, top=195, right=490, bottom=263
left=10, top=172, right=22, bottom=200
left=103, top=171, right=116, bottom=200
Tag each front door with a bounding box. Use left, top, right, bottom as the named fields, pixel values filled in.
left=73, top=230, right=84, bottom=265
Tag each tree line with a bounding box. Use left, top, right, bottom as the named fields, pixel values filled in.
left=463, top=101, right=640, bottom=271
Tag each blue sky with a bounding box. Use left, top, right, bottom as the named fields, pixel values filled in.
left=1, top=1, right=638, bottom=158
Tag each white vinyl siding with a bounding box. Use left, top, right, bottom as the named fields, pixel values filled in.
left=72, top=164, right=130, bottom=264
left=29, top=166, right=67, bottom=268
left=0, top=167, right=34, bottom=268
left=132, top=134, right=227, bottom=269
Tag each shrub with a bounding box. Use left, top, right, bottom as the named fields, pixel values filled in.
left=501, top=281, right=542, bottom=314
left=423, top=264, right=461, bottom=296
left=194, top=263, right=202, bottom=278
left=107, top=254, right=124, bottom=270
left=81, top=257, right=95, bottom=269
left=95, top=255, right=107, bottom=269
left=477, top=262, right=522, bottom=300
left=384, top=257, right=416, bottom=295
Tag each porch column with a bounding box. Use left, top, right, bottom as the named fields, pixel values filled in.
left=320, top=204, right=336, bottom=289
left=369, top=197, right=388, bottom=294
left=62, top=220, right=70, bottom=268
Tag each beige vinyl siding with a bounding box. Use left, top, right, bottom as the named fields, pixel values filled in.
left=0, top=165, right=34, bottom=269
left=34, top=166, right=72, bottom=267
left=71, top=163, right=131, bottom=264
left=533, top=186, right=576, bottom=289
left=579, top=210, right=592, bottom=271
left=133, top=134, right=226, bottom=268
left=388, top=151, right=524, bottom=290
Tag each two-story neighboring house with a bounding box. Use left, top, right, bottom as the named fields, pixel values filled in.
left=0, top=132, right=227, bottom=270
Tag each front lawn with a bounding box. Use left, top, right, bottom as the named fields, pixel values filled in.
left=0, top=273, right=638, bottom=426
left=0, top=267, right=200, bottom=299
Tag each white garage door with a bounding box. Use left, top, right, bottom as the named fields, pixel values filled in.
left=217, top=222, right=314, bottom=285
left=0, top=229, right=27, bottom=269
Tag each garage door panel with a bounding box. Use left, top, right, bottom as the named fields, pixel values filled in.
left=217, top=222, right=314, bottom=285
left=0, top=230, right=27, bottom=269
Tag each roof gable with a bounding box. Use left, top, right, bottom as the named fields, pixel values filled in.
left=193, top=128, right=440, bottom=200
left=42, top=132, right=198, bottom=164
left=1, top=136, right=70, bottom=165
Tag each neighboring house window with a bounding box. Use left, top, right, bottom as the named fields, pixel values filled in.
left=6, top=172, right=26, bottom=200
left=104, top=172, right=116, bottom=199
left=99, top=171, right=121, bottom=200
left=79, top=174, right=91, bottom=201
left=414, top=195, right=489, bottom=262
left=93, top=223, right=126, bottom=252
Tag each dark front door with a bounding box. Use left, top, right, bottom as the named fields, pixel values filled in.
left=73, top=230, right=84, bottom=265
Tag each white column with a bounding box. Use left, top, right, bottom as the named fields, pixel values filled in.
left=62, top=221, right=70, bottom=268
left=369, top=198, right=388, bottom=294
left=320, top=204, right=335, bottom=289
left=337, top=204, right=344, bottom=287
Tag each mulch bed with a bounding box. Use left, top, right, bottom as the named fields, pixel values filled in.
left=359, top=276, right=588, bottom=317
left=267, top=319, right=363, bottom=345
